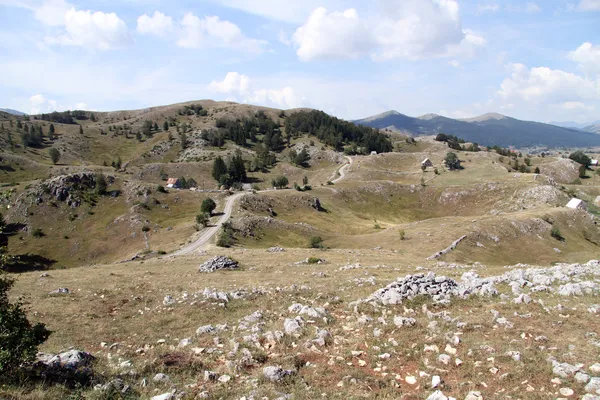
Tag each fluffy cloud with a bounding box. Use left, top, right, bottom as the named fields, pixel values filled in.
left=497, top=63, right=600, bottom=103
left=177, top=13, right=267, bottom=53
left=292, top=7, right=374, bottom=61
left=568, top=42, right=600, bottom=76
left=137, top=11, right=173, bottom=37
left=212, top=0, right=345, bottom=23
left=208, top=72, right=303, bottom=109
left=576, top=0, right=600, bottom=11
left=45, top=8, right=131, bottom=49
left=506, top=2, right=541, bottom=13
left=292, top=1, right=485, bottom=62
left=34, top=0, right=70, bottom=26
left=28, top=93, right=88, bottom=114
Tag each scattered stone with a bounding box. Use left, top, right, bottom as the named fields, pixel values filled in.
left=438, top=354, right=451, bottom=365
left=394, top=316, right=417, bottom=327
left=405, top=376, right=417, bottom=385
left=432, top=375, right=442, bottom=388
left=49, top=288, right=70, bottom=295
left=284, top=317, right=304, bottom=335
left=576, top=372, right=591, bottom=384
left=196, top=325, right=217, bottom=336
left=163, top=295, right=175, bottom=305
left=586, top=378, right=600, bottom=394
left=153, top=373, right=170, bottom=383
left=464, top=391, right=483, bottom=400
left=559, top=388, right=574, bottom=397
left=267, top=247, right=286, bottom=253
left=199, top=256, right=239, bottom=273
left=263, top=366, right=295, bottom=382
left=590, top=364, right=600, bottom=374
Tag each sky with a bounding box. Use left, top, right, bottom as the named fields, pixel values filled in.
left=0, top=0, right=599, bottom=123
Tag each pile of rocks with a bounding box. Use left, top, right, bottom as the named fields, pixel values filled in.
left=267, top=247, right=286, bottom=253
left=34, top=349, right=95, bottom=385
left=198, top=256, right=239, bottom=273
left=362, top=273, right=460, bottom=305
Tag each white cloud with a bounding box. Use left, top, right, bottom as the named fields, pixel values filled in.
left=208, top=72, right=304, bottom=109
left=506, top=2, right=541, bottom=13
left=45, top=8, right=131, bottom=50
left=497, top=63, right=600, bottom=104
left=560, top=101, right=594, bottom=110
left=568, top=42, right=600, bottom=77
left=449, top=60, right=461, bottom=68
left=292, top=7, right=375, bottom=61
left=137, top=11, right=173, bottom=37
left=211, top=0, right=346, bottom=23
left=292, top=1, right=485, bottom=62
left=34, top=0, right=70, bottom=26
left=476, top=4, right=499, bottom=14
left=177, top=13, right=267, bottom=53
left=576, top=0, right=600, bottom=11
left=27, top=93, right=88, bottom=114
left=209, top=72, right=251, bottom=94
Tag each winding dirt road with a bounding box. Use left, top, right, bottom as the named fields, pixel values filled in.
left=171, top=192, right=246, bottom=256
left=330, top=156, right=353, bottom=184
left=172, top=157, right=353, bottom=256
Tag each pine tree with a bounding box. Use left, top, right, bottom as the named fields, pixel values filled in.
left=79, top=125, right=83, bottom=134
left=212, top=157, right=228, bottom=182
left=163, top=121, right=169, bottom=131
left=49, top=124, right=55, bottom=136
left=229, top=151, right=247, bottom=183
left=153, top=122, right=159, bottom=131
left=48, top=148, right=60, bottom=165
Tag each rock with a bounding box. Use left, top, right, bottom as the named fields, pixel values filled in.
left=218, top=374, right=231, bottom=383
left=393, top=316, right=417, bottom=327
left=153, top=373, right=170, bottom=383
left=464, top=391, right=483, bottom=400
left=151, top=392, right=175, bottom=400
left=432, top=375, right=442, bottom=388
left=49, top=288, right=70, bottom=295
left=559, top=388, right=574, bottom=397
left=582, top=395, right=600, bottom=400
left=95, top=378, right=130, bottom=394
left=267, top=247, right=286, bottom=253
left=438, top=354, right=451, bottom=365
left=284, top=317, right=304, bottom=335
left=590, top=363, right=600, bottom=374
left=576, top=372, right=591, bottom=384
left=405, top=376, right=417, bottom=385
left=199, top=256, right=240, bottom=273
left=553, top=362, right=581, bottom=378
left=196, top=325, right=217, bottom=335
left=36, top=349, right=94, bottom=370
left=427, top=390, right=449, bottom=400
left=514, top=294, right=532, bottom=304
left=263, top=366, right=295, bottom=382
left=163, top=295, right=175, bottom=305
left=505, top=351, right=521, bottom=362
left=586, top=378, right=600, bottom=394
left=178, top=338, right=192, bottom=348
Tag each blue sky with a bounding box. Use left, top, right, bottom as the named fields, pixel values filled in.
left=0, top=0, right=599, bottom=123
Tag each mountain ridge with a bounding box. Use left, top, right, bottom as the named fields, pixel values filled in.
left=355, top=110, right=600, bottom=148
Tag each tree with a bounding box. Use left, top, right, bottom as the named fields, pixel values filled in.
left=579, top=164, right=587, bottom=179
left=293, top=147, right=311, bottom=167
left=569, top=151, right=591, bottom=167
left=303, top=176, right=309, bottom=186
left=534, top=166, right=541, bottom=174
left=444, top=152, right=461, bottom=170
left=79, top=125, right=83, bottom=135
left=196, top=213, right=210, bottom=227
left=309, top=236, right=324, bottom=249
left=142, top=120, right=153, bottom=138
left=229, top=151, right=247, bottom=183
left=48, top=148, right=60, bottom=165
left=96, top=174, right=107, bottom=195
left=48, top=124, right=55, bottom=140
left=201, top=198, right=217, bottom=215
left=180, top=132, right=188, bottom=149
left=272, top=176, right=289, bottom=189
left=163, top=121, right=169, bottom=131
left=153, top=122, right=159, bottom=131
left=212, top=157, right=228, bottom=182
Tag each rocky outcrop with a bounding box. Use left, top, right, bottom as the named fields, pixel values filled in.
left=33, top=349, right=95, bottom=386
left=198, top=256, right=240, bottom=273
left=31, top=172, right=114, bottom=208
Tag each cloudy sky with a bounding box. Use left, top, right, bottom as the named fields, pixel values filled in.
left=0, top=0, right=599, bottom=123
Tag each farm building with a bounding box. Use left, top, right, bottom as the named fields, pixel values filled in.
left=370, top=151, right=378, bottom=156
left=566, top=198, right=587, bottom=211
left=421, top=158, right=433, bottom=168
left=591, top=159, right=599, bottom=166
left=166, top=178, right=181, bottom=189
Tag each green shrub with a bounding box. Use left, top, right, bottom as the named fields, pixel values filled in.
left=309, top=236, right=324, bottom=249
left=196, top=212, right=210, bottom=227
left=307, top=257, right=322, bottom=264
left=399, top=229, right=406, bottom=240
left=201, top=198, right=217, bottom=215
left=31, top=228, right=44, bottom=238
left=551, top=227, right=563, bottom=241
left=0, top=270, right=51, bottom=379
left=156, top=185, right=166, bottom=193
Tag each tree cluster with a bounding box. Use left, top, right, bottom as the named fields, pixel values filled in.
left=212, top=152, right=247, bottom=187
left=179, top=104, right=208, bottom=117
left=289, top=147, right=311, bottom=167
left=444, top=152, right=461, bottom=170
left=216, top=111, right=281, bottom=149
left=286, top=110, right=393, bottom=153
left=569, top=151, right=591, bottom=167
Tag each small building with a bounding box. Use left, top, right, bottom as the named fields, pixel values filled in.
left=370, top=151, right=378, bottom=156
left=591, top=159, right=599, bottom=166
left=166, top=178, right=181, bottom=189
left=421, top=158, right=433, bottom=168
left=566, top=198, right=587, bottom=211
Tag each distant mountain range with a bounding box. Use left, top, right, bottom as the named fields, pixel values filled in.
left=550, top=120, right=600, bottom=130
left=0, top=108, right=25, bottom=116
left=354, top=111, right=600, bottom=148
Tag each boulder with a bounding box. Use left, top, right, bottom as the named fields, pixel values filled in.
left=199, top=256, right=240, bottom=273
left=263, top=366, right=295, bottom=382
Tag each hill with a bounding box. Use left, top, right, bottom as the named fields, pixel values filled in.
left=355, top=110, right=600, bottom=148
left=0, top=108, right=25, bottom=116
left=584, top=123, right=600, bottom=134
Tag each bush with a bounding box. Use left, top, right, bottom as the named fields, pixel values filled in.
left=196, top=212, right=210, bottom=227
left=579, top=164, right=587, bottom=179
left=551, top=227, right=564, bottom=241
left=272, top=176, right=289, bottom=189
left=569, top=151, right=591, bottom=167
left=31, top=228, right=44, bottom=238
left=309, top=236, right=324, bottom=249
left=141, top=225, right=150, bottom=233
left=0, top=270, right=51, bottom=378
left=156, top=185, right=166, bottom=193
left=307, top=257, right=322, bottom=264
left=201, top=198, right=217, bottom=215
left=48, top=148, right=60, bottom=165
left=399, top=229, right=406, bottom=240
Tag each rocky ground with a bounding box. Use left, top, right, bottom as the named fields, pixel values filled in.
left=8, top=252, right=600, bottom=399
